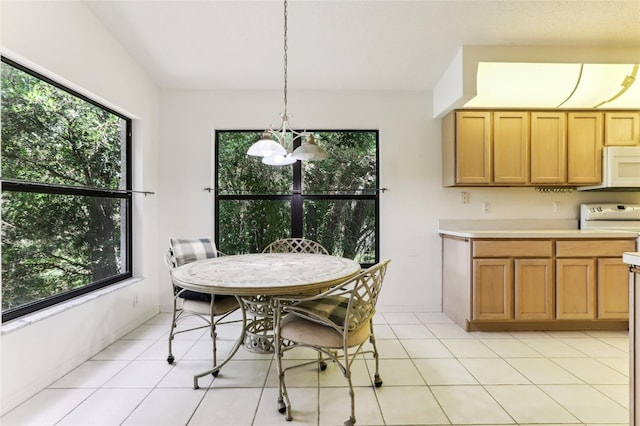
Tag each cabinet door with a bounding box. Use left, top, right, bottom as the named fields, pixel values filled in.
left=456, top=111, right=492, bottom=184
left=605, top=112, right=640, bottom=146
left=567, top=112, right=603, bottom=185
left=493, top=112, right=529, bottom=184
left=556, top=258, right=596, bottom=319
left=515, top=259, right=553, bottom=320
left=473, top=259, right=513, bottom=320
left=530, top=112, right=566, bottom=184
left=597, top=258, right=629, bottom=319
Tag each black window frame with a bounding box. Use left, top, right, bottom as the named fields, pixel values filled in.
left=214, top=129, right=380, bottom=267
left=1, top=56, right=133, bottom=323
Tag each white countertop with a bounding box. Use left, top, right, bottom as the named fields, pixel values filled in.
left=438, top=218, right=639, bottom=239
left=439, top=228, right=639, bottom=239
left=624, top=252, right=640, bottom=266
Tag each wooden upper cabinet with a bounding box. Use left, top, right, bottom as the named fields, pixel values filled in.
left=455, top=111, right=492, bottom=184
left=567, top=112, right=603, bottom=185
left=605, top=112, right=640, bottom=146
left=530, top=112, right=566, bottom=184
left=442, top=109, right=636, bottom=187
left=493, top=112, right=529, bottom=184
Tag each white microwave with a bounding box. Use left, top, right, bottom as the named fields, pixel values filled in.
left=578, top=146, right=640, bottom=191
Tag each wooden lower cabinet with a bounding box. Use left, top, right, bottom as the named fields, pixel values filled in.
left=555, top=258, right=596, bottom=319
left=473, top=258, right=555, bottom=321
left=597, top=258, right=630, bottom=319
left=441, top=235, right=634, bottom=331
left=515, top=259, right=554, bottom=320
left=473, top=259, right=512, bottom=320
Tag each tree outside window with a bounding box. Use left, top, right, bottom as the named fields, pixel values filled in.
left=1, top=58, right=132, bottom=322
left=215, top=130, right=378, bottom=265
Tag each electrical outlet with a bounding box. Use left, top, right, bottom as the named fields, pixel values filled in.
left=133, top=295, right=138, bottom=307
left=482, top=202, right=490, bottom=213
left=461, top=192, right=469, bottom=204
left=553, top=202, right=560, bottom=213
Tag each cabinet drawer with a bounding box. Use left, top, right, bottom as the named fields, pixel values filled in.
left=556, top=239, right=636, bottom=257
left=473, top=240, right=552, bottom=258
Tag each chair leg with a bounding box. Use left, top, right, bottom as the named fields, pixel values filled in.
left=275, top=310, right=292, bottom=420
left=167, top=299, right=179, bottom=364
left=343, top=356, right=356, bottom=426
left=318, top=352, right=327, bottom=371
left=280, top=368, right=292, bottom=421
left=369, top=325, right=383, bottom=387
left=277, top=372, right=292, bottom=421
left=276, top=354, right=290, bottom=417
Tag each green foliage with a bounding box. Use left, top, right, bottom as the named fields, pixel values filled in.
left=302, top=131, right=377, bottom=262
left=216, top=130, right=377, bottom=262
left=218, top=199, right=291, bottom=254
left=1, top=61, right=126, bottom=312
left=2, top=65, right=122, bottom=188
left=217, top=131, right=294, bottom=253
left=218, top=132, right=292, bottom=194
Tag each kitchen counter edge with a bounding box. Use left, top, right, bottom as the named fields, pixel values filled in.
left=439, top=229, right=639, bottom=239
left=623, top=252, right=640, bottom=266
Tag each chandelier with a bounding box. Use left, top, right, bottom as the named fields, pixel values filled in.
left=246, top=0, right=327, bottom=166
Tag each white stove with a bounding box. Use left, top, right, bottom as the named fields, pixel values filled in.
left=580, top=203, right=640, bottom=248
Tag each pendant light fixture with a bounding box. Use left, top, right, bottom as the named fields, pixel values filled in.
left=246, top=0, right=327, bottom=165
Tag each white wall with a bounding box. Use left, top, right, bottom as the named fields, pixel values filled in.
left=158, top=88, right=640, bottom=313
left=1, top=1, right=160, bottom=414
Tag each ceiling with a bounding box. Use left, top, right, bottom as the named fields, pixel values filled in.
left=84, top=0, right=640, bottom=92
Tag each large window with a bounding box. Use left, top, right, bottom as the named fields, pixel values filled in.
left=1, top=57, right=132, bottom=322
left=215, top=130, right=379, bottom=265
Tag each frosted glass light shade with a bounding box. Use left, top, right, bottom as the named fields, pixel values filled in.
left=262, top=154, right=297, bottom=166
left=247, top=133, right=287, bottom=157
left=291, top=135, right=328, bottom=161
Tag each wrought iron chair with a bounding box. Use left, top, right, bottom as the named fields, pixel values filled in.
left=164, top=238, right=242, bottom=370
left=262, top=237, right=329, bottom=255
left=240, top=238, right=331, bottom=352
left=274, top=259, right=391, bottom=426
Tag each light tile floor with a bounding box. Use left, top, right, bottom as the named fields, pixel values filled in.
left=1, top=311, right=630, bottom=426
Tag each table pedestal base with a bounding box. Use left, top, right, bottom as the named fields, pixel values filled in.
left=242, top=295, right=275, bottom=353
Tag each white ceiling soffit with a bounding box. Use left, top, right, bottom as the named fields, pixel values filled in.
left=466, top=62, right=640, bottom=109
left=433, top=46, right=640, bottom=117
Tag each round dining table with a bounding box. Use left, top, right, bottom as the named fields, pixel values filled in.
left=171, top=252, right=362, bottom=388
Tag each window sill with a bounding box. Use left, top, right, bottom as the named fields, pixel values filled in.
left=1, top=277, right=143, bottom=336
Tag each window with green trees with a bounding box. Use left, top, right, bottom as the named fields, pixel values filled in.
left=1, top=57, right=132, bottom=322
left=215, top=130, right=378, bottom=265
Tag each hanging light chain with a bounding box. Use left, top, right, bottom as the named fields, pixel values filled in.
left=246, top=0, right=328, bottom=164
left=283, top=0, right=288, bottom=117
